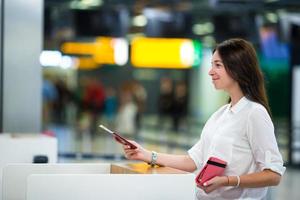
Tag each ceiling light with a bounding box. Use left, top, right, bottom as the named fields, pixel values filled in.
left=132, top=15, right=147, bottom=27
left=266, top=12, right=278, bottom=23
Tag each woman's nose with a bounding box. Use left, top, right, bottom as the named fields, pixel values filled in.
left=208, top=68, right=214, bottom=76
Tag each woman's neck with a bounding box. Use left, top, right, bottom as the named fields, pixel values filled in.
left=228, top=86, right=244, bottom=107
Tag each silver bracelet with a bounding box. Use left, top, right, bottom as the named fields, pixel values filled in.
left=150, top=151, right=158, bottom=167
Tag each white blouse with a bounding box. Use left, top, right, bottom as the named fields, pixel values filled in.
left=188, top=97, right=285, bottom=200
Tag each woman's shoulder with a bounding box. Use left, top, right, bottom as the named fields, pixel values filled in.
left=246, top=100, right=270, bottom=119
left=247, top=100, right=267, bottom=111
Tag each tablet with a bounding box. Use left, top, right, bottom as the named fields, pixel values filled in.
left=99, top=125, right=137, bottom=149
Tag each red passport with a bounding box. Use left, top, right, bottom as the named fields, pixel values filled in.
left=195, top=157, right=227, bottom=186
left=99, top=125, right=137, bottom=149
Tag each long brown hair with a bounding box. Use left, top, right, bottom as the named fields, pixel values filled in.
left=214, top=38, right=271, bottom=115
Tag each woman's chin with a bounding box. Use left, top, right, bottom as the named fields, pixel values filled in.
left=213, top=84, right=221, bottom=90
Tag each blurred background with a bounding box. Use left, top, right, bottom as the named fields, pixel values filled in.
left=38, top=0, right=299, bottom=165
left=1, top=0, right=300, bottom=198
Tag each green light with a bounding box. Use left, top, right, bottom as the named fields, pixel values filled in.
left=192, top=40, right=202, bottom=67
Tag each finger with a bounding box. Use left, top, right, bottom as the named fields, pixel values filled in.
left=125, top=153, right=136, bottom=160
left=203, top=188, right=209, bottom=194
left=124, top=149, right=136, bottom=154
left=129, top=152, right=136, bottom=157
left=124, top=144, right=135, bottom=149
left=125, top=152, right=134, bottom=159
left=203, top=178, right=215, bottom=187
left=197, top=184, right=204, bottom=189
left=124, top=145, right=133, bottom=150
left=203, top=181, right=212, bottom=187
left=125, top=150, right=138, bottom=157
left=202, top=185, right=212, bottom=194
left=203, top=186, right=215, bottom=194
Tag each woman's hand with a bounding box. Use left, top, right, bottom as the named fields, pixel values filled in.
left=122, top=140, right=151, bottom=163
left=197, top=176, right=228, bottom=194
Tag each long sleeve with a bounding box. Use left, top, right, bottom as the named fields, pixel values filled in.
left=246, top=105, right=286, bottom=175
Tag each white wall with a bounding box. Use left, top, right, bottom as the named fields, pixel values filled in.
left=1, top=0, right=43, bottom=132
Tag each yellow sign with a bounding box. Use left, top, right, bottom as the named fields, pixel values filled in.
left=76, top=57, right=99, bottom=70
left=131, top=37, right=195, bottom=69
left=93, top=37, right=115, bottom=64
left=61, top=42, right=96, bottom=55
left=61, top=37, right=128, bottom=66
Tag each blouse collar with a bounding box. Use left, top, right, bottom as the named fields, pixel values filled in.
left=228, top=96, right=249, bottom=114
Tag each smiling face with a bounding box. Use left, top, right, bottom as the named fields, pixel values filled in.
left=209, top=50, right=238, bottom=92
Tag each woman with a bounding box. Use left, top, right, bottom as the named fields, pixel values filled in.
left=122, top=38, right=285, bottom=199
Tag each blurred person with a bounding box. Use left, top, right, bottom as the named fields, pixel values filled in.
left=131, top=80, right=147, bottom=132
left=157, top=77, right=174, bottom=129
left=115, top=82, right=137, bottom=135
left=42, top=75, right=57, bottom=129
left=82, top=77, right=105, bottom=135
left=53, top=78, right=72, bottom=125
left=75, top=76, right=90, bottom=136
left=121, top=38, right=285, bottom=199
left=103, top=86, right=118, bottom=128
left=171, top=81, right=188, bottom=132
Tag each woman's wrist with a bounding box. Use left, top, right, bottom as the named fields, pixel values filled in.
left=144, top=150, right=152, bottom=163
left=227, top=176, right=241, bottom=187
left=222, top=176, right=230, bottom=186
